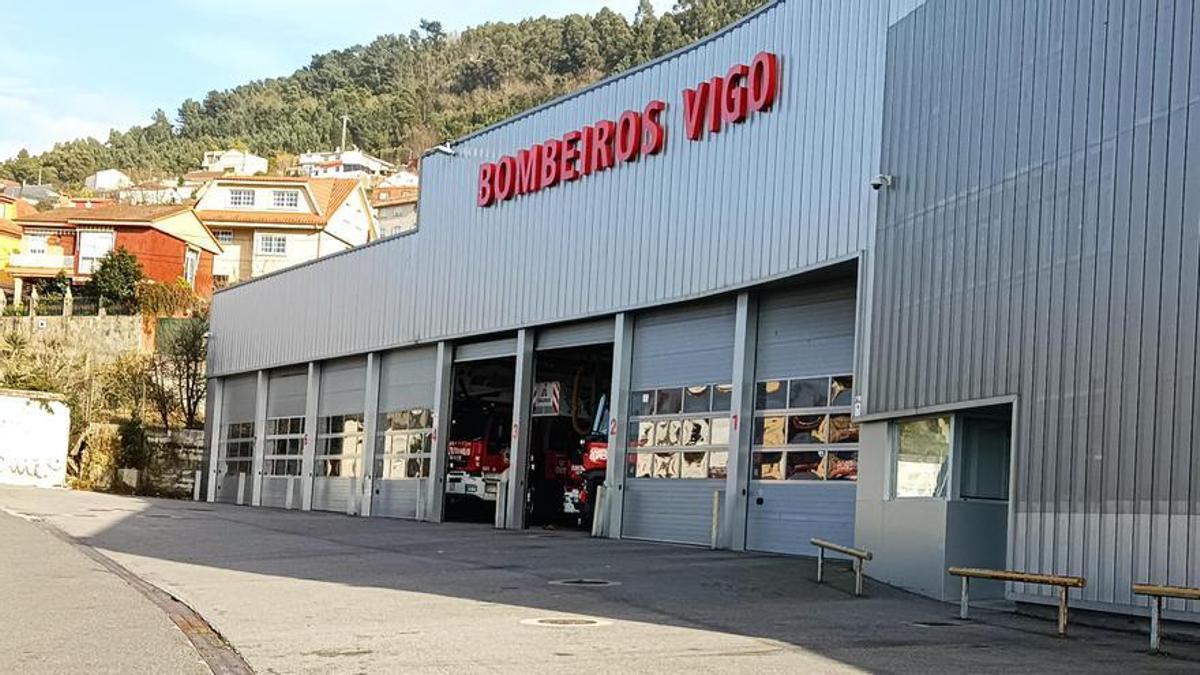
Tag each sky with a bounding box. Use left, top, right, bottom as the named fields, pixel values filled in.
left=0, top=0, right=674, bottom=161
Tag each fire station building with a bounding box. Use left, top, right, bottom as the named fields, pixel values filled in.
left=204, top=0, right=1200, bottom=622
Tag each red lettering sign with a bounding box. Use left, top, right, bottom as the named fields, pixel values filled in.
left=476, top=51, right=779, bottom=207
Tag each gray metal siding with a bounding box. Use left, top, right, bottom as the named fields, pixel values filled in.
left=317, top=357, right=367, bottom=417
left=536, top=318, right=614, bottom=351
left=260, top=476, right=300, bottom=510
left=311, top=477, right=355, bottom=513
left=221, top=373, right=257, bottom=424
left=755, top=280, right=857, bottom=380
left=372, top=479, right=427, bottom=520
left=266, top=367, right=307, bottom=419
left=746, top=483, right=856, bottom=555
left=622, top=480, right=723, bottom=545
left=630, top=299, right=737, bottom=390
left=867, top=0, right=1200, bottom=615
left=379, top=346, right=437, bottom=412
left=209, top=0, right=888, bottom=377
left=454, top=337, right=517, bottom=362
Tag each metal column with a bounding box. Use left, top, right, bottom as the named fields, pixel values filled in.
left=249, top=370, right=267, bottom=506
left=504, top=329, right=534, bottom=530
left=300, top=362, right=320, bottom=511
left=722, top=291, right=757, bottom=550
left=426, top=341, right=453, bottom=523
left=204, top=378, right=224, bottom=502
left=600, top=312, right=634, bottom=539
left=358, top=353, right=381, bottom=517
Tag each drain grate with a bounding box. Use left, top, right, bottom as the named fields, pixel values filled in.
left=521, top=617, right=611, bottom=627
left=549, top=578, right=621, bottom=587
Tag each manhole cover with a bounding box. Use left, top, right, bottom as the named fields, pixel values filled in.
left=521, top=617, right=612, bottom=627
left=549, top=578, right=621, bottom=587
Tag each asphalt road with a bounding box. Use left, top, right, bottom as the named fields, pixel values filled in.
left=0, top=486, right=1197, bottom=674
left=0, top=507, right=208, bottom=675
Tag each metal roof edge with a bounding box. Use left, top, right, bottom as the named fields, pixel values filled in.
left=421, top=0, right=785, bottom=157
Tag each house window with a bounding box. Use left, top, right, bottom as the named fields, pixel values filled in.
left=229, top=189, right=255, bottom=207
left=892, top=416, right=952, bottom=498
left=255, top=233, right=287, bottom=256
left=77, top=231, right=115, bottom=275
left=272, top=190, right=299, bottom=209
left=24, top=231, right=50, bottom=255
left=183, top=248, right=200, bottom=285
left=214, top=230, right=234, bottom=245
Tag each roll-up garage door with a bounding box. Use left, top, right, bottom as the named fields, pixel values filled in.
left=313, top=357, right=367, bottom=513
left=216, top=373, right=257, bottom=504
left=746, top=279, right=858, bottom=556
left=536, top=318, right=613, bottom=351
left=260, top=366, right=308, bottom=509
left=373, top=346, right=438, bottom=519
left=622, top=299, right=736, bottom=545
left=455, top=336, right=516, bottom=362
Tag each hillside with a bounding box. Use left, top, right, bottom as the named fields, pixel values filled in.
left=1, top=0, right=768, bottom=189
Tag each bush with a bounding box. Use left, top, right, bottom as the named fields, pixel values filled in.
left=84, top=247, right=143, bottom=311
left=117, top=418, right=151, bottom=471
left=136, top=278, right=200, bottom=317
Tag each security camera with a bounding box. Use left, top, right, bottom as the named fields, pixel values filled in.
left=870, top=174, right=894, bottom=190
left=430, top=143, right=456, bottom=157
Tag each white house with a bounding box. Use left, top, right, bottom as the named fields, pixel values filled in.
left=193, top=175, right=377, bottom=286
left=201, top=150, right=269, bottom=176
left=84, top=169, right=133, bottom=192
left=298, top=149, right=394, bottom=180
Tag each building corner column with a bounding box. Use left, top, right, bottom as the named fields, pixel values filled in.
left=250, top=370, right=267, bottom=506
left=204, top=377, right=224, bottom=502
left=300, top=363, right=320, bottom=511
left=601, top=312, right=634, bottom=539
left=426, top=342, right=454, bottom=523
left=504, top=329, right=535, bottom=530
left=722, top=291, right=758, bottom=551
left=359, top=353, right=381, bottom=517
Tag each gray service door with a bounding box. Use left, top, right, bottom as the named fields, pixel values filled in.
left=621, top=299, right=736, bottom=545
left=215, top=373, right=257, bottom=505
left=745, top=280, right=858, bottom=555
left=260, top=367, right=307, bottom=509
left=312, top=356, right=367, bottom=513
left=372, top=346, right=438, bottom=519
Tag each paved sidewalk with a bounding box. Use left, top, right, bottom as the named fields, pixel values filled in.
left=1, top=486, right=1196, bottom=674
left=0, top=507, right=208, bottom=675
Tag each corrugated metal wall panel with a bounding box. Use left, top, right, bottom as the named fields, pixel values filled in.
left=378, top=346, right=437, bottom=412
left=311, top=477, right=355, bottom=513
left=266, top=367, right=307, bottom=419
left=372, top=479, right=426, bottom=520
left=454, top=337, right=517, bottom=362
left=621, top=480, right=723, bottom=545
left=317, top=356, right=367, bottom=417
left=535, top=319, right=614, bottom=351
left=746, top=483, right=856, bottom=555
left=209, top=0, right=889, bottom=377
left=221, top=373, right=257, bottom=424
left=868, top=0, right=1200, bottom=616
left=630, top=299, right=737, bottom=390
left=754, top=280, right=857, bottom=381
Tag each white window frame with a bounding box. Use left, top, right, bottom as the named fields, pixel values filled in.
left=228, top=189, right=255, bottom=207
left=263, top=416, right=305, bottom=476
left=315, top=414, right=366, bottom=478
left=219, top=422, right=256, bottom=478
left=77, top=230, right=116, bottom=275
left=254, top=233, right=287, bottom=257
left=214, top=229, right=234, bottom=245
left=272, top=190, right=300, bottom=209
left=183, top=247, right=200, bottom=285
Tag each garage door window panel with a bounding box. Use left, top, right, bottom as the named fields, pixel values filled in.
left=751, top=374, right=858, bottom=483
left=316, top=414, right=365, bottom=478
left=375, top=408, right=433, bottom=479
left=264, top=416, right=304, bottom=476
left=220, top=421, right=255, bottom=476
left=626, top=381, right=732, bottom=480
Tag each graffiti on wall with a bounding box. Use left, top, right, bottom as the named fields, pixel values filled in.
left=0, top=392, right=70, bottom=488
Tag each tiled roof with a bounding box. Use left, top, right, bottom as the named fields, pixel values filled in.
left=0, top=218, right=20, bottom=238
left=17, top=204, right=191, bottom=225
left=371, top=186, right=419, bottom=208
left=195, top=177, right=360, bottom=227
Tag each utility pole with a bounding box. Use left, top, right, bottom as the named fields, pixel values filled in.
left=340, top=115, right=350, bottom=151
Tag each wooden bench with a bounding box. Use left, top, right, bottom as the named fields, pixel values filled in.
left=1132, top=583, right=1200, bottom=652
left=948, top=567, right=1085, bottom=636
left=811, top=538, right=873, bottom=597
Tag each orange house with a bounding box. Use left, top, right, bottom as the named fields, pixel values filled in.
left=13, top=204, right=223, bottom=298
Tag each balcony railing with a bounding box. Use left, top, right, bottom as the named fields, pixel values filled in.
left=8, top=253, right=73, bottom=271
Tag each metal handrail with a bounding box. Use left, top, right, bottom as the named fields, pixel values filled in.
left=1132, top=582, right=1200, bottom=652
left=811, top=538, right=872, bottom=597
left=948, top=566, right=1087, bottom=636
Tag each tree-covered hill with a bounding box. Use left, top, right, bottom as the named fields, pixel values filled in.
left=2, top=0, right=767, bottom=188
